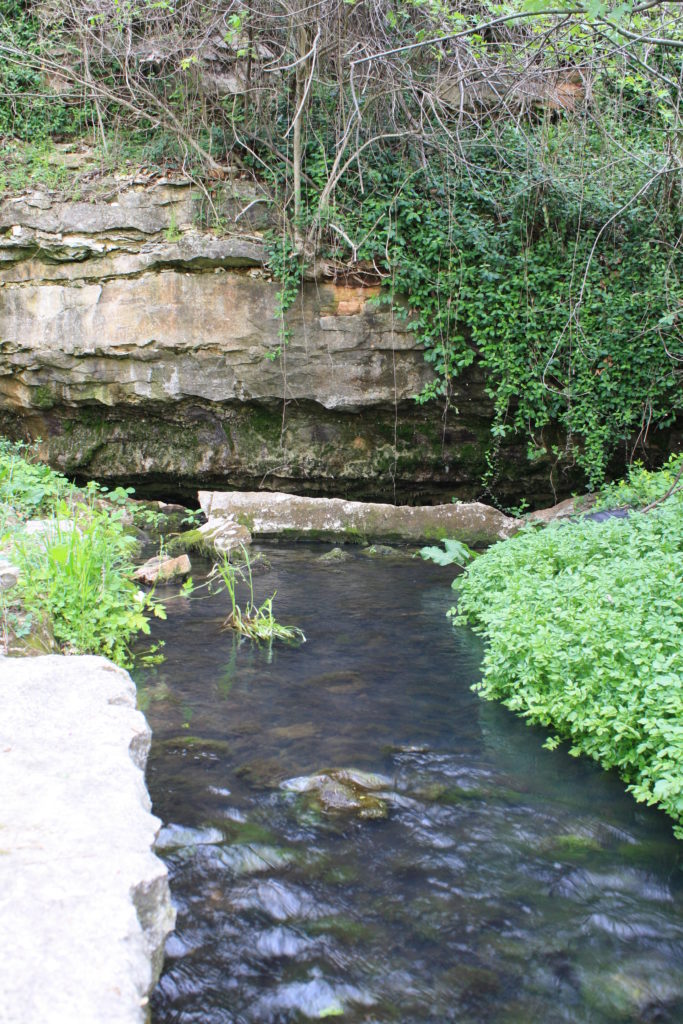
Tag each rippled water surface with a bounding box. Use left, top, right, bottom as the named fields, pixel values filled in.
left=135, top=546, right=683, bottom=1024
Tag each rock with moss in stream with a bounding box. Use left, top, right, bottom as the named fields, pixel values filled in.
left=316, top=547, right=352, bottom=563
left=359, top=544, right=402, bottom=558
left=134, top=553, right=191, bottom=585
left=171, top=519, right=252, bottom=557
left=282, top=768, right=393, bottom=820
left=199, top=491, right=518, bottom=548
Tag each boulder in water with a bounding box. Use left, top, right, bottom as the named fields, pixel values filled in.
left=282, top=768, right=393, bottom=820
left=317, top=547, right=351, bottom=563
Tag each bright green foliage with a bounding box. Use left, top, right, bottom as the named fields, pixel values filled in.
left=596, top=452, right=683, bottom=510
left=318, top=132, right=681, bottom=488
left=255, top=104, right=681, bottom=489
left=1, top=439, right=162, bottom=666
left=0, top=1, right=92, bottom=140
left=11, top=510, right=160, bottom=665
left=263, top=232, right=302, bottom=358
left=418, top=538, right=477, bottom=568
left=452, top=462, right=683, bottom=836
left=0, top=437, right=71, bottom=521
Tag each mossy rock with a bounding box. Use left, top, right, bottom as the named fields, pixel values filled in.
left=282, top=768, right=393, bottom=820
left=316, top=546, right=352, bottom=563
left=156, top=735, right=232, bottom=757
left=5, top=608, right=58, bottom=657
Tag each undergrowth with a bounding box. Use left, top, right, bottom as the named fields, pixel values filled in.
left=446, top=457, right=683, bottom=836
left=0, top=438, right=164, bottom=666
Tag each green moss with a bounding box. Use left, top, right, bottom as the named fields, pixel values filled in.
left=542, top=833, right=604, bottom=857
left=156, top=735, right=232, bottom=755
left=273, top=525, right=368, bottom=544
left=33, top=385, right=55, bottom=410
left=235, top=511, right=255, bottom=531
left=167, top=528, right=215, bottom=556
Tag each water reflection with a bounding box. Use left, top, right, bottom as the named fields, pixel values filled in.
left=136, top=546, right=683, bottom=1024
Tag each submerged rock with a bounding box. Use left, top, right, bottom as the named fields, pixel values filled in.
left=359, top=543, right=399, bottom=558
left=282, top=768, right=393, bottom=820
left=155, top=824, right=225, bottom=853
left=317, top=546, right=352, bottom=563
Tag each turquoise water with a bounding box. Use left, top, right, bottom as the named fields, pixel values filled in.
left=136, top=546, right=683, bottom=1024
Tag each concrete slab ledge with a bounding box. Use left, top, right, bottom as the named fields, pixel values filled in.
left=198, top=490, right=518, bottom=547
left=0, top=655, right=175, bottom=1024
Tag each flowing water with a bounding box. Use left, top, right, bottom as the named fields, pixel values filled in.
left=135, top=546, right=683, bottom=1024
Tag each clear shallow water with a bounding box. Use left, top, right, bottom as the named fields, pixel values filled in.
left=135, top=546, right=683, bottom=1024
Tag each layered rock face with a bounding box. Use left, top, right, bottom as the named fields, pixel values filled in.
left=1, top=177, right=667, bottom=506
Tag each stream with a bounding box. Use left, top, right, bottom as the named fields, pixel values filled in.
left=135, top=545, right=683, bottom=1024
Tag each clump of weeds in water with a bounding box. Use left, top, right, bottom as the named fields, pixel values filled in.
left=210, top=545, right=305, bottom=647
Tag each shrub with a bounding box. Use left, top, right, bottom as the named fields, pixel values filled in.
left=451, top=460, right=683, bottom=836
left=1, top=439, right=163, bottom=665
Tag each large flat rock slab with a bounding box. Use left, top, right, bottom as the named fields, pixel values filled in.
left=0, top=655, right=175, bottom=1024
left=199, top=490, right=518, bottom=547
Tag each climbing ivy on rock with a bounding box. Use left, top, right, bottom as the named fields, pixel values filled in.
left=292, top=126, right=680, bottom=490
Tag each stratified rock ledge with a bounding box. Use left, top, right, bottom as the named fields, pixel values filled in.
left=198, top=490, right=518, bottom=547
left=0, top=655, right=175, bottom=1024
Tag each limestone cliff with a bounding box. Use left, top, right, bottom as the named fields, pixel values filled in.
left=0, top=175, right=656, bottom=506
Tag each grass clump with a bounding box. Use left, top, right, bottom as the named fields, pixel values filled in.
left=450, top=457, right=683, bottom=837
left=211, top=546, right=305, bottom=647
left=1, top=438, right=164, bottom=666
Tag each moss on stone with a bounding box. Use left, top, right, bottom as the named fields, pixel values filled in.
left=33, top=386, right=56, bottom=410
left=167, top=528, right=215, bottom=556
left=235, top=512, right=255, bottom=531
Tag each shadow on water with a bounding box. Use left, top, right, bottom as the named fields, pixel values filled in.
left=134, top=545, right=683, bottom=1024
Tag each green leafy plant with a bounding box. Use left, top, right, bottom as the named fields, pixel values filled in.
left=10, top=500, right=165, bottom=666
left=0, top=437, right=71, bottom=521
left=264, top=230, right=302, bottom=360
left=450, top=462, right=683, bottom=837
left=594, top=452, right=683, bottom=511
left=418, top=538, right=477, bottom=568
left=165, top=207, right=182, bottom=242
left=1, top=438, right=165, bottom=666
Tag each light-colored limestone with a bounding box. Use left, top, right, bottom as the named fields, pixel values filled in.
left=134, top=552, right=192, bottom=585
left=198, top=490, right=517, bottom=547
left=0, top=655, right=175, bottom=1024
left=0, top=181, right=618, bottom=508
left=0, top=184, right=430, bottom=416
